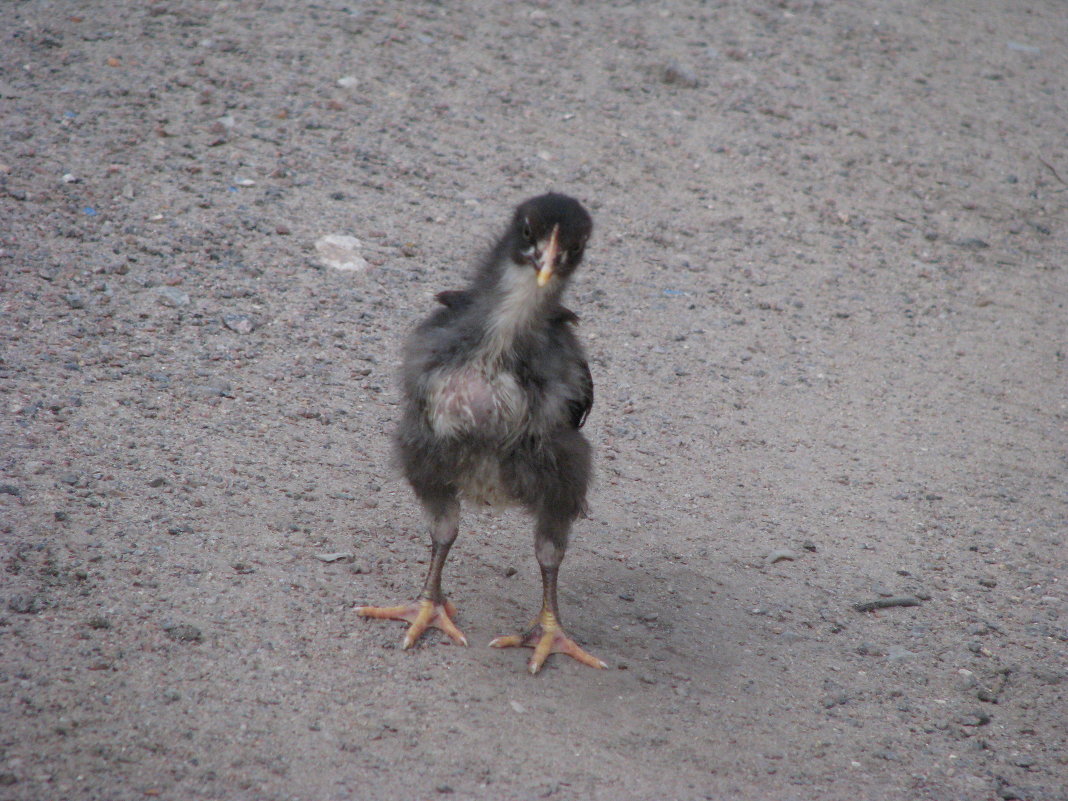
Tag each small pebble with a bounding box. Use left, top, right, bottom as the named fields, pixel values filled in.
left=223, top=313, right=255, bottom=334
left=163, top=622, right=203, bottom=643
left=315, top=552, right=354, bottom=563
left=155, top=286, right=190, bottom=307
left=822, top=693, right=850, bottom=708
left=315, top=235, right=369, bottom=272
left=956, top=711, right=991, bottom=727
left=1006, top=41, right=1041, bottom=54
left=660, top=61, right=700, bottom=88
left=765, top=548, right=797, bottom=565
left=189, top=381, right=232, bottom=398
left=886, top=645, right=918, bottom=661
left=8, top=594, right=46, bottom=614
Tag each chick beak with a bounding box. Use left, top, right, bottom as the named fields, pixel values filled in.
left=536, top=224, right=560, bottom=287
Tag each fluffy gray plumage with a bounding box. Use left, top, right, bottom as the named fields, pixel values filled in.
left=360, top=193, right=605, bottom=674
left=396, top=193, right=594, bottom=525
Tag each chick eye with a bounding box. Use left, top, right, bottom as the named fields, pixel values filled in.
left=522, top=222, right=533, bottom=243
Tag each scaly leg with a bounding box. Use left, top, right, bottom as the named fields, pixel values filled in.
left=490, top=517, right=605, bottom=674
left=356, top=498, right=467, bottom=648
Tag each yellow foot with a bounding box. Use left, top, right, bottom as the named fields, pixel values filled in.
left=490, top=615, right=606, bottom=674
left=355, top=598, right=468, bottom=649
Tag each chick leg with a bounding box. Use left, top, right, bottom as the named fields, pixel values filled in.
left=356, top=497, right=467, bottom=648
left=490, top=518, right=606, bottom=674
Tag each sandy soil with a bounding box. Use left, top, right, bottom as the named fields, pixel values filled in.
left=2, top=1, right=1067, bottom=799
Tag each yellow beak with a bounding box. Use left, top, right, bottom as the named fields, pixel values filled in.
left=536, top=224, right=560, bottom=287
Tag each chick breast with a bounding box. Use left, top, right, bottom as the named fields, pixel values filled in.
left=425, top=365, right=529, bottom=440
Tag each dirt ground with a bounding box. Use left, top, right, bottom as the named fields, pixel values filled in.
left=2, top=1, right=1066, bottom=799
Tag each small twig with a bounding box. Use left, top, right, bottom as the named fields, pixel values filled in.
left=853, top=595, right=921, bottom=613
left=1038, top=156, right=1068, bottom=187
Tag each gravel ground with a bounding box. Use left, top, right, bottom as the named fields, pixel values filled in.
left=2, top=1, right=1066, bottom=799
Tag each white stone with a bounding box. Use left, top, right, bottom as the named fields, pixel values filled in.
left=314, top=235, right=370, bottom=272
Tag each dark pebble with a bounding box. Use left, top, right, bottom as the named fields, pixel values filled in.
left=822, top=693, right=850, bottom=708
left=163, top=622, right=203, bottom=643
left=853, top=596, right=921, bottom=612
left=8, top=594, right=47, bottom=614
left=660, top=61, right=700, bottom=88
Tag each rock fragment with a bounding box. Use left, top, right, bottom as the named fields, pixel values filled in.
left=315, top=235, right=370, bottom=272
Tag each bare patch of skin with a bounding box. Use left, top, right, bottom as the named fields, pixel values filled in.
left=426, top=367, right=528, bottom=440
